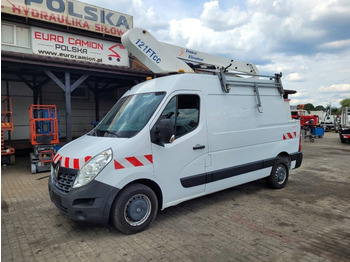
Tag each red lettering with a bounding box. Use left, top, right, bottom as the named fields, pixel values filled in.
left=40, top=10, right=48, bottom=20
left=83, top=21, right=89, bottom=29
left=22, top=6, right=30, bottom=16
left=94, top=24, right=125, bottom=36
left=75, top=19, right=82, bottom=27
left=95, top=24, right=101, bottom=32
left=103, top=25, right=110, bottom=34
left=32, top=9, right=39, bottom=18
left=34, top=32, right=64, bottom=43
left=12, top=5, right=21, bottom=14
left=22, top=6, right=30, bottom=15
left=34, top=31, right=41, bottom=40
left=49, top=13, right=56, bottom=22
left=65, top=17, right=72, bottom=25
left=57, top=15, right=64, bottom=23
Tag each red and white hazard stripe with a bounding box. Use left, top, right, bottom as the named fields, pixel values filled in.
left=53, top=153, right=153, bottom=170
left=114, top=154, right=153, bottom=170
left=53, top=153, right=91, bottom=170
left=283, top=132, right=297, bottom=140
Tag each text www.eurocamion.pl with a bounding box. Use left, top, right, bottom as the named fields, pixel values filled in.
left=37, top=49, right=102, bottom=63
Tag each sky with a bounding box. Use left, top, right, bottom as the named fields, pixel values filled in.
left=81, top=0, right=350, bottom=108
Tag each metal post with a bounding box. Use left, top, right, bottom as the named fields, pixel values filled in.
left=44, top=70, right=89, bottom=143
left=65, top=72, right=72, bottom=142
left=94, top=82, right=100, bottom=122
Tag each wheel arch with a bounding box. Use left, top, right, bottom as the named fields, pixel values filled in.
left=111, top=179, right=163, bottom=215
left=276, top=152, right=291, bottom=168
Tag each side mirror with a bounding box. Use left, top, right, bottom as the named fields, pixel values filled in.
left=151, top=119, right=175, bottom=147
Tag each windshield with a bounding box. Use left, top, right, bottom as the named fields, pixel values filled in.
left=91, top=92, right=165, bottom=138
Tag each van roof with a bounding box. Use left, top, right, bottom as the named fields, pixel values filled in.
left=126, top=73, right=282, bottom=96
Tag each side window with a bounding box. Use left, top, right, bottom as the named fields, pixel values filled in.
left=160, top=94, right=200, bottom=138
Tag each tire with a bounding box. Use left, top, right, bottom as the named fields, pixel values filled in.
left=266, top=158, right=289, bottom=189
left=31, top=163, right=37, bottom=174
left=111, top=184, right=158, bottom=234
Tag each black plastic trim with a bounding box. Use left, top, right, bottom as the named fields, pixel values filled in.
left=180, top=153, right=302, bottom=188
left=181, top=157, right=276, bottom=188
left=49, top=174, right=120, bottom=224
left=290, top=152, right=303, bottom=169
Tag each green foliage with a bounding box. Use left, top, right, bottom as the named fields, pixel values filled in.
left=303, top=103, right=315, bottom=113
left=331, top=107, right=339, bottom=115
left=340, top=98, right=350, bottom=108
left=315, top=105, right=326, bottom=111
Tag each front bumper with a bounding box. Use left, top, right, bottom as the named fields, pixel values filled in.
left=48, top=170, right=120, bottom=224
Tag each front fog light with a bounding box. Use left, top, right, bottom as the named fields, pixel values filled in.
left=73, top=148, right=112, bottom=188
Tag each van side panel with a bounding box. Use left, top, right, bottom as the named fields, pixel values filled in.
left=205, top=80, right=299, bottom=193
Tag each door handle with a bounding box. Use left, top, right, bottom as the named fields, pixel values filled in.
left=193, top=144, right=205, bottom=150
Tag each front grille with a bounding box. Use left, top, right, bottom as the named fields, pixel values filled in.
left=53, top=164, right=78, bottom=194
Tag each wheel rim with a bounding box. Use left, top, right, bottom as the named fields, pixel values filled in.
left=124, top=194, right=152, bottom=226
left=275, top=164, right=287, bottom=185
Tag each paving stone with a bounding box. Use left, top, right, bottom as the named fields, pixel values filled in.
left=2, top=132, right=350, bottom=261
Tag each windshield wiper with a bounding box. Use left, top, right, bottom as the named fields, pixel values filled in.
left=105, top=130, right=120, bottom=137
left=94, top=129, right=120, bottom=137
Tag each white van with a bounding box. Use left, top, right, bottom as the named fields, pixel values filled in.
left=49, top=71, right=303, bottom=234
left=339, top=107, right=350, bottom=143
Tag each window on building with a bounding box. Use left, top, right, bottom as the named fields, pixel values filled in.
left=2, top=24, right=14, bottom=44
left=1, top=23, right=30, bottom=48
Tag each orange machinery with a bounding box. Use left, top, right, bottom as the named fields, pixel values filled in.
left=1, top=96, right=15, bottom=164
left=29, top=104, right=59, bottom=173
left=291, top=109, right=321, bottom=142
left=299, top=115, right=319, bottom=127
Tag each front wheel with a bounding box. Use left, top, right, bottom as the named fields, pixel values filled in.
left=266, top=158, right=289, bottom=189
left=111, top=184, right=158, bottom=234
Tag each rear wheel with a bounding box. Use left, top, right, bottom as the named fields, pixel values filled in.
left=111, top=184, right=158, bottom=234
left=266, top=158, right=289, bottom=189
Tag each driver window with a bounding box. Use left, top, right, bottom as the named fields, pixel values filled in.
left=160, top=94, right=200, bottom=138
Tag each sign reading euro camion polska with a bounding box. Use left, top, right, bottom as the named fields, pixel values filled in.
left=1, top=0, right=133, bottom=37
left=32, top=27, right=129, bottom=66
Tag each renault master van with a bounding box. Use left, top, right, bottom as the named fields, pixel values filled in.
left=49, top=70, right=302, bottom=234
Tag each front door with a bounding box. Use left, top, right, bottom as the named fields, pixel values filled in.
left=151, top=91, right=208, bottom=208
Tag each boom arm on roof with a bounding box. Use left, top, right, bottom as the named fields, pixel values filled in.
left=121, top=28, right=259, bottom=75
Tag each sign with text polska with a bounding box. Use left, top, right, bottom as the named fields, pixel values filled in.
left=32, top=27, right=129, bottom=66
left=1, top=0, right=133, bottom=37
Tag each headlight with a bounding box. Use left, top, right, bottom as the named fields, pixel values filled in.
left=73, top=148, right=113, bottom=188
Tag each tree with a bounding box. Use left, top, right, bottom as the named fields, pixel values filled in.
left=340, top=98, right=350, bottom=108
left=315, top=105, right=326, bottom=111
left=331, top=107, right=339, bottom=115
left=303, top=103, right=315, bottom=113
